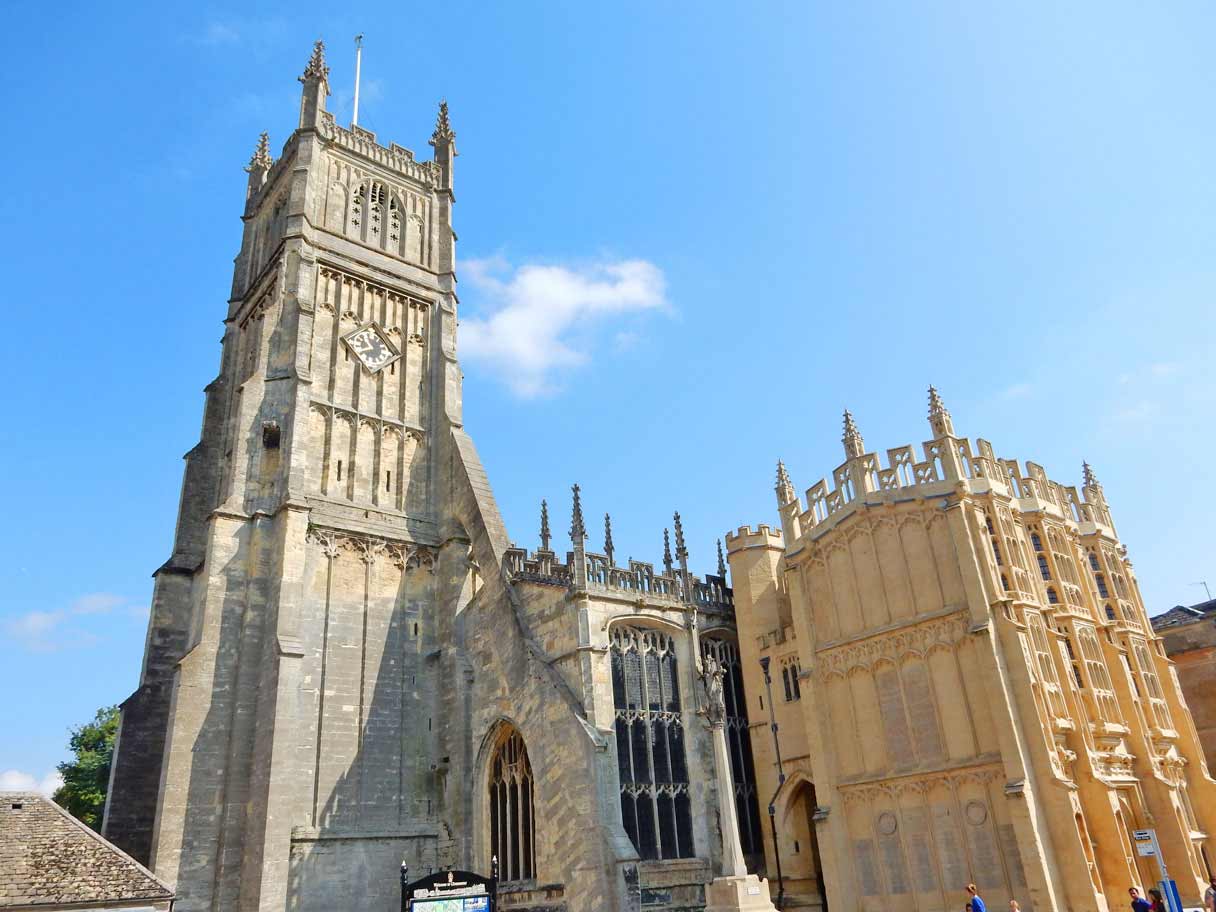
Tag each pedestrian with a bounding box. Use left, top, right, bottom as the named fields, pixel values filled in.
left=1147, top=888, right=1166, bottom=912
left=1205, top=874, right=1216, bottom=912
left=1009, top=902, right=1020, bottom=911
left=1129, top=886, right=1151, bottom=912
left=967, top=884, right=987, bottom=912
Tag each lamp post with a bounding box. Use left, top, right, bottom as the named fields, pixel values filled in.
left=760, top=656, right=786, bottom=910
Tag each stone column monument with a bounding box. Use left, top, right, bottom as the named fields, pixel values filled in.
left=703, top=657, right=778, bottom=912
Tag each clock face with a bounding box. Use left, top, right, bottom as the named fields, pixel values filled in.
left=343, top=324, right=399, bottom=373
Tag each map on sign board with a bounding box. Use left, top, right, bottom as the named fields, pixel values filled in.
left=411, top=898, right=489, bottom=911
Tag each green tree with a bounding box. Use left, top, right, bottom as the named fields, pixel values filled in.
left=53, top=705, right=120, bottom=830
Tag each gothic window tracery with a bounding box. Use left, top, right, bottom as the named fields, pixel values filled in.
left=489, top=727, right=536, bottom=882
left=611, top=625, right=694, bottom=860
left=702, top=637, right=764, bottom=858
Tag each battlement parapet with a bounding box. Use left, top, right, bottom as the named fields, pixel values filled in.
left=724, top=524, right=784, bottom=551
left=318, top=112, right=440, bottom=187
left=784, top=434, right=1116, bottom=542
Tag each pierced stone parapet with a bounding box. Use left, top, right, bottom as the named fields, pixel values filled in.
left=318, top=112, right=439, bottom=187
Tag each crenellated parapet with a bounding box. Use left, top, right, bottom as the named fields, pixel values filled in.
left=781, top=393, right=1118, bottom=546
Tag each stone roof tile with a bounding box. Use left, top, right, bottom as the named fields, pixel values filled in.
left=0, top=792, right=172, bottom=908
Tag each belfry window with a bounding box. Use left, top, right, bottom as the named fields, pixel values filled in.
left=488, top=727, right=536, bottom=882
left=703, top=637, right=765, bottom=859
left=611, top=625, right=694, bottom=860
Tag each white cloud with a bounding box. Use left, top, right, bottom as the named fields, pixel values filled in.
left=0, top=769, right=63, bottom=796
left=70, top=593, right=125, bottom=615
left=459, top=256, right=668, bottom=397
left=199, top=21, right=242, bottom=46
left=4, top=592, right=141, bottom=652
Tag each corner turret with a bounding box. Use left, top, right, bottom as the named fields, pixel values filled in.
left=429, top=100, right=456, bottom=196
left=928, top=385, right=955, bottom=437
left=842, top=409, right=865, bottom=460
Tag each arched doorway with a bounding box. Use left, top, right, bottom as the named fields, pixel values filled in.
left=487, top=726, right=536, bottom=883
left=783, top=781, right=828, bottom=910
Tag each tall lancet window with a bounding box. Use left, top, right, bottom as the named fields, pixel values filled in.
left=611, top=625, right=694, bottom=860
left=702, top=636, right=764, bottom=859
left=489, top=728, right=536, bottom=882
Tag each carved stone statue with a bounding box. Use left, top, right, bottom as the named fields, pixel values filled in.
left=704, top=655, right=726, bottom=726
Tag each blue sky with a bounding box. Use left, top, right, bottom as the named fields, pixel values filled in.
left=3, top=2, right=1215, bottom=792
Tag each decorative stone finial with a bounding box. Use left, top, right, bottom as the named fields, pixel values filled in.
left=717, top=539, right=727, bottom=580
left=842, top=410, right=865, bottom=460
left=570, top=484, right=586, bottom=541
left=927, top=385, right=955, bottom=437
left=539, top=499, right=551, bottom=551
left=430, top=99, right=455, bottom=146
left=246, top=132, right=272, bottom=172
left=775, top=460, right=795, bottom=506
left=1082, top=461, right=1099, bottom=489
left=662, top=528, right=673, bottom=575
left=604, top=514, right=615, bottom=566
left=673, top=512, right=688, bottom=564
left=300, top=40, right=329, bottom=82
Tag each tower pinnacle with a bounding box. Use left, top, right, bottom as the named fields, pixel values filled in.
left=663, top=528, right=673, bottom=575
left=604, top=513, right=615, bottom=566
left=717, top=539, right=727, bottom=580
left=927, top=385, right=955, bottom=437
left=842, top=410, right=865, bottom=460
left=430, top=99, right=455, bottom=146
left=300, top=40, right=330, bottom=83
left=1082, top=461, right=1099, bottom=489
left=298, top=39, right=330, bottom=129
left=247, top=132, right=272, bottom=171
left=775, top=459, right=795, bottom=506
left=539, top=499, right=551, bottom=552
left=570, top=484, right=586, bottom=542
left=673, top=512, right=688, bottom=565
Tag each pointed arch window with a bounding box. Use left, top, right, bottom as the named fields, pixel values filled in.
left=702, top=637, right=764, bottom=859
left=611, top=625, right=694, bottom=860
left=489, top=728, right=536, bottom=882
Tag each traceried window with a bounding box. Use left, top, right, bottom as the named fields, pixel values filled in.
left=611, top=626, right=694, bottom=860
left=489, top=728, right=536, bottom=882
left=702, top=637, right=764, bottom=858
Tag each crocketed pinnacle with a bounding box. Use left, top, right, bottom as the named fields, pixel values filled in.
left=431, top=99, right=455, bottom=145
left=570, top=484, right=586, bottom=541
left=775, top=459, right=795, bottom=506
left=1082, top=461, right=1099, bottom=488
left=662, top=528, right=673, bottom=575
left=927, top=385, right=954, bottom=436
left=717, top=539, right=727, bottom=580
left=300, top=40, right=329, bottom=82
left=842, top=410, right=865, bottom=460
left=604, top=513, right=615, bottom=566
left=247, top=132, right=272, bottom=171
left=539, top=499, right=551, bottom=551
left=673, top=512, right=688, bottom=564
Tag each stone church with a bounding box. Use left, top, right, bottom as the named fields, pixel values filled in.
left=103, top=40, right=1216, bottom=912
left=103, top=42, right=760, bottom=912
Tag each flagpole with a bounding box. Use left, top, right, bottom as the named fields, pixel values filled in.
left=352, top=34, right=364, bottom=126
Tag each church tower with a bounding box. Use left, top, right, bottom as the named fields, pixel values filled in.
left=104, top=41, right=475, bottom=911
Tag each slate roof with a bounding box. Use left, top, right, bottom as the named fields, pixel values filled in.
left=1151, top=598, right=1216, bottom=631
left=0, top=792, right=172, bottom=908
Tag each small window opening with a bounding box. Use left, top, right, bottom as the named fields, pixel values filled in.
left=386, top=470, right=392, bottom=491
left=794, top=840, right=801, bottom=853
left=390, top=362, right=396, bottom=375
left=336, top=460, right=343, bottom=481
left=413, top=622, right=419, bottom=636
left=261, top=420, right=281, bottom=449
